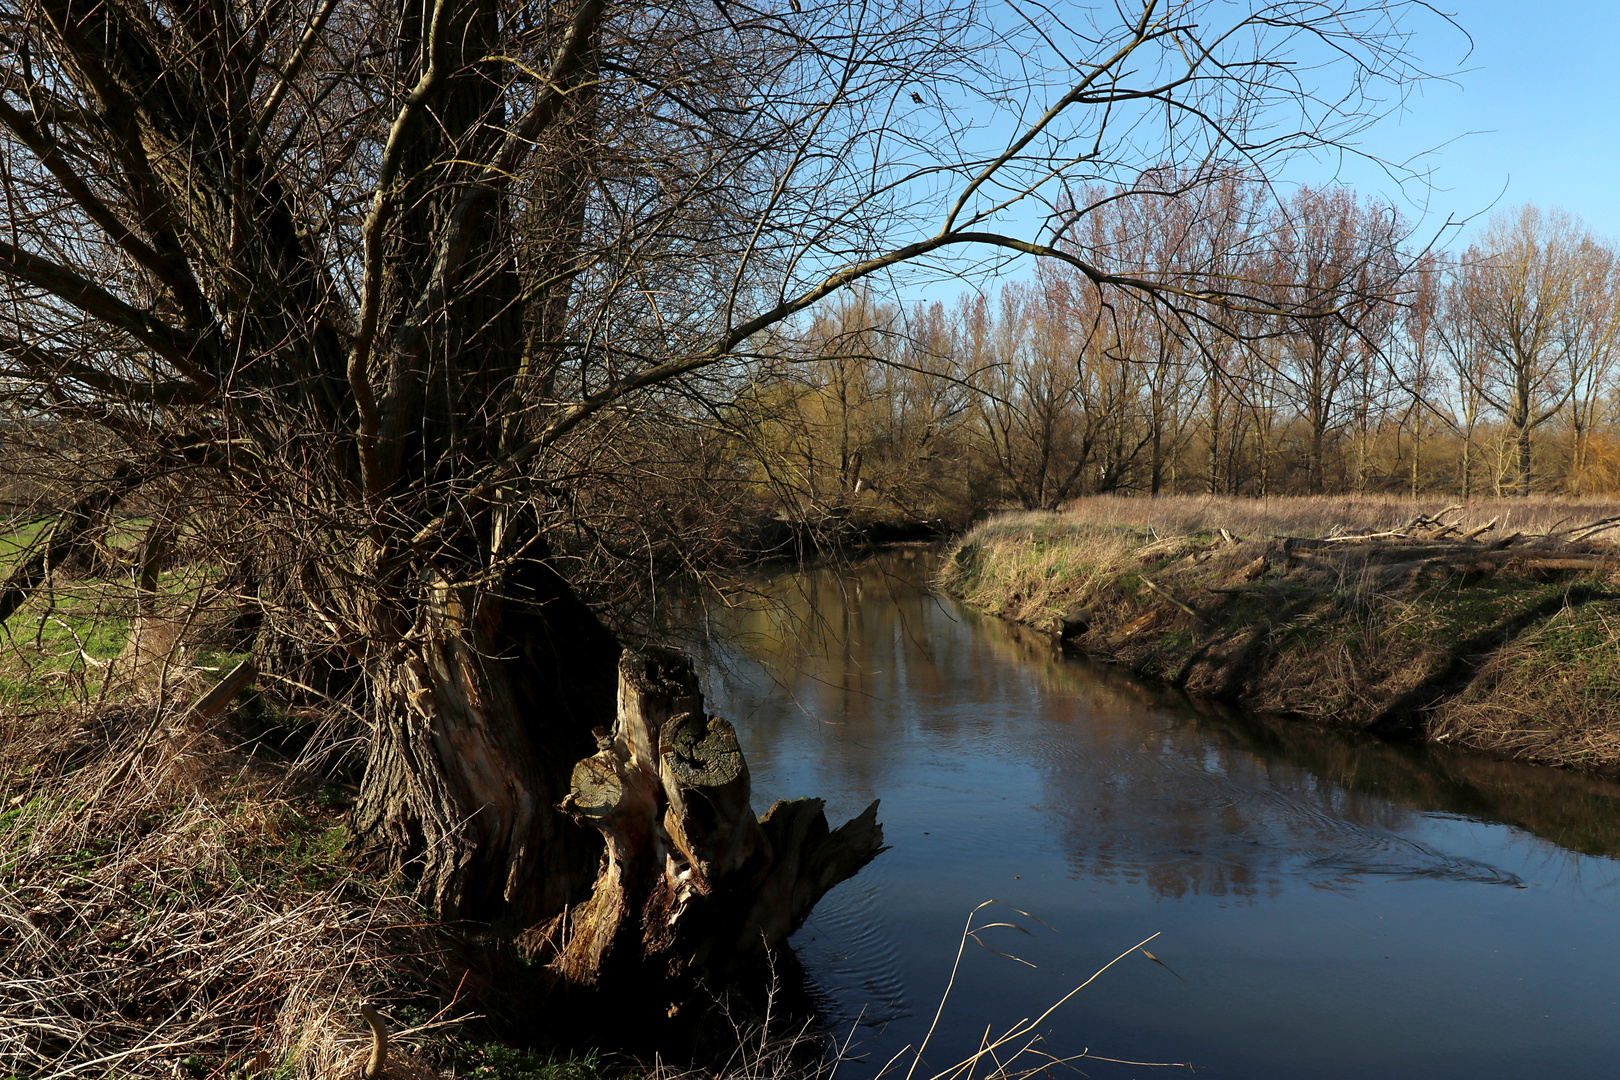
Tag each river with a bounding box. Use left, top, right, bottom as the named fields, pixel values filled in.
left=670, top=550, right=1620, bottom=1080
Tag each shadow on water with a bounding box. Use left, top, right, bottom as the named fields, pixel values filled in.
left=985, top=607, right=1620, bottom=865
left=661, top=550, right=1620, bottom=1080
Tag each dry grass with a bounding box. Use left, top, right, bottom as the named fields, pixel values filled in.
left=1430, top=599, right=1620, bottom=769
left=941, top=515, right=1140, bottom=630
left=859, top=902, right=1190, bottom=1080
left=1055, top=493, right=1620, bottom=541
left=0, top=704, right=446, bottom=1080
left=942, top=497, right=1620, bottom=772
left=0, top=696, right=1168, bottom=1080
left=946, top=493, right=1620, bottom=633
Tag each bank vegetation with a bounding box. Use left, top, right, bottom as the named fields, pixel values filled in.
left=941, top=496, right=1620, bottom=773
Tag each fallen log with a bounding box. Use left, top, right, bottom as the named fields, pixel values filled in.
left=1515, top=557, right=1619, bottom=573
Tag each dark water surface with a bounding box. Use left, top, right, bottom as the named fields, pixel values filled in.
left=676, top=552, right=1620, bottom=1080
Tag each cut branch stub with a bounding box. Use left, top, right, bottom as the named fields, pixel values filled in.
left=618, top=645, right=701, bottom=770
left=555, top=646, right=884, bottom=993
left=661, top=710, right=763, bottom=885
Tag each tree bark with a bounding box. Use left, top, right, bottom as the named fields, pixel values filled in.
left=552, top=646, right=884, bottom=1000
left=350, top=552, right=620, bottom=929
left=1517, top=426, right=1532, bottom=498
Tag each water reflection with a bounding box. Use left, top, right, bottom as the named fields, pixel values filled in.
left=667, top=552, right=1620, bottom=1080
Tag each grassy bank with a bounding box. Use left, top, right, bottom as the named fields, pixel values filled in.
left=0, top=698, right=851, bottom=1079
left=940, top=495, right=1620, bottom=772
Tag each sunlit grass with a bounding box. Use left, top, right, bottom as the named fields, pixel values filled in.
left=942, top=496, right=1620, bottom=771
left=1054, top=492, right=1620, bottom=541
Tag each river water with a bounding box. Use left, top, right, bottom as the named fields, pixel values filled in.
left=672, top=551, right=1620, bottom=1080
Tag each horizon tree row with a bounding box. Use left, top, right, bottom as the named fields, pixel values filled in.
left=744, top=189, right=1620, bottom=514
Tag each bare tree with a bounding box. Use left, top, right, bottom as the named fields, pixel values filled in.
left=1261, top=185, right=1406, bottom=492
left=1556, top=234, right=1619, bottom=493
left=0, top=0, right=1448, bottom=1006
left=1452, top=206, right=1590, bottom=497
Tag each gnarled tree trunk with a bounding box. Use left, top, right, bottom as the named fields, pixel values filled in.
left=554, top=646, right=884, bottom=1001
left=349, top=549, right=621, bottom=931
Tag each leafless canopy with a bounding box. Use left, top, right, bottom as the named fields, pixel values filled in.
left=0, top=0, right=1453, bottom=925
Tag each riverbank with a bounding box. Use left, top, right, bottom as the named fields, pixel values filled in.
left=939, top=496, right=1620, bottom=772
left=0, top=701, right=829, bottom=1079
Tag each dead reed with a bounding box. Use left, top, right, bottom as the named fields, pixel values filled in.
left=861, top=902, right=1190, bottom=1080
left=1057, top=493, right=1620, bottom=542
left=0, top=703, right=445, bottom=1079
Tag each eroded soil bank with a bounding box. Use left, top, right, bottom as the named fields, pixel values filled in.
left=940, top=499, right=1620, bottom=772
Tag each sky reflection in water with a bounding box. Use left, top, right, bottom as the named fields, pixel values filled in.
left=672, top=553, right=1620, bottom=1080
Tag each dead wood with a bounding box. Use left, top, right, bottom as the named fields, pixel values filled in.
left=1139, top=575, right=1199, bottom=617
left=555, top=646, right=884, bottom=995
left=1110, top=603, right=1170, bottom=642
left=1270, top=519, right=1619, bottom=586
left=1515, top=557, right=1618, bottom=572
left=1570, top=515, right=1620, bottom=541
left=1227, top=555, right=1269, bottom=584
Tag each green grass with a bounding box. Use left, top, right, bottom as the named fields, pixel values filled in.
left=0, top=518, right=50, bottom=571
left=0, top=550, right=241, bottom=707
left=236, top=809, right=350, bottom=894
left=453, top=1044, right=617, bottom=1080
left=0, top=592, right=130, bottom=706
left=1490, top=600, right=1620, bottom=697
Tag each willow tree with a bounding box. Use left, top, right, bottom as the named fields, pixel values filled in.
left=0, top=0, right=1448, bottom=998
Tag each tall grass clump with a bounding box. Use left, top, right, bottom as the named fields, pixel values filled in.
left=0, top=702, right=449, bottom=1079
left=940, top=513, right=1140, bottom=630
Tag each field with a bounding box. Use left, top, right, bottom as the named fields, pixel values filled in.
left=940, top=495, right=1620, bottom=772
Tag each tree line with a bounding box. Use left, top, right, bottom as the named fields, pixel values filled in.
left=740, top=188, right=1619, bottom=518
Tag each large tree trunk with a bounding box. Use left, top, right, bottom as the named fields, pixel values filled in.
left=349, top=555, right=883, bottom=1005
left=1516, top=425, right=1533, bottom=498
left=350, top=551, right=620, bottom=929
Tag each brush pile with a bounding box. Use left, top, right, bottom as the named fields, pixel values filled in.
left=1273, top=506, right=1620, bottom=580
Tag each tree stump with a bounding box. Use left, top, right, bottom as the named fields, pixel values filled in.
left=551, top=645, right=884, bottom=997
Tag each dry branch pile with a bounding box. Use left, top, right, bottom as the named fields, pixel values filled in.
left=1275, top=506, right=1620, bottom=579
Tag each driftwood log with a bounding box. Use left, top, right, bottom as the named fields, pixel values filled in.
left=551, top=646, right=884, bottom=997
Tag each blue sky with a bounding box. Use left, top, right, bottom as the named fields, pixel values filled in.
left=861, top=2, right=1619, bottom=306
left=1312, top=1, right=1619, bottom=246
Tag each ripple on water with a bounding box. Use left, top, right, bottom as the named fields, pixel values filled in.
left=693, top=554, right=1620, bottom=1080
left=791, top=878, right=907, bottom=1029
